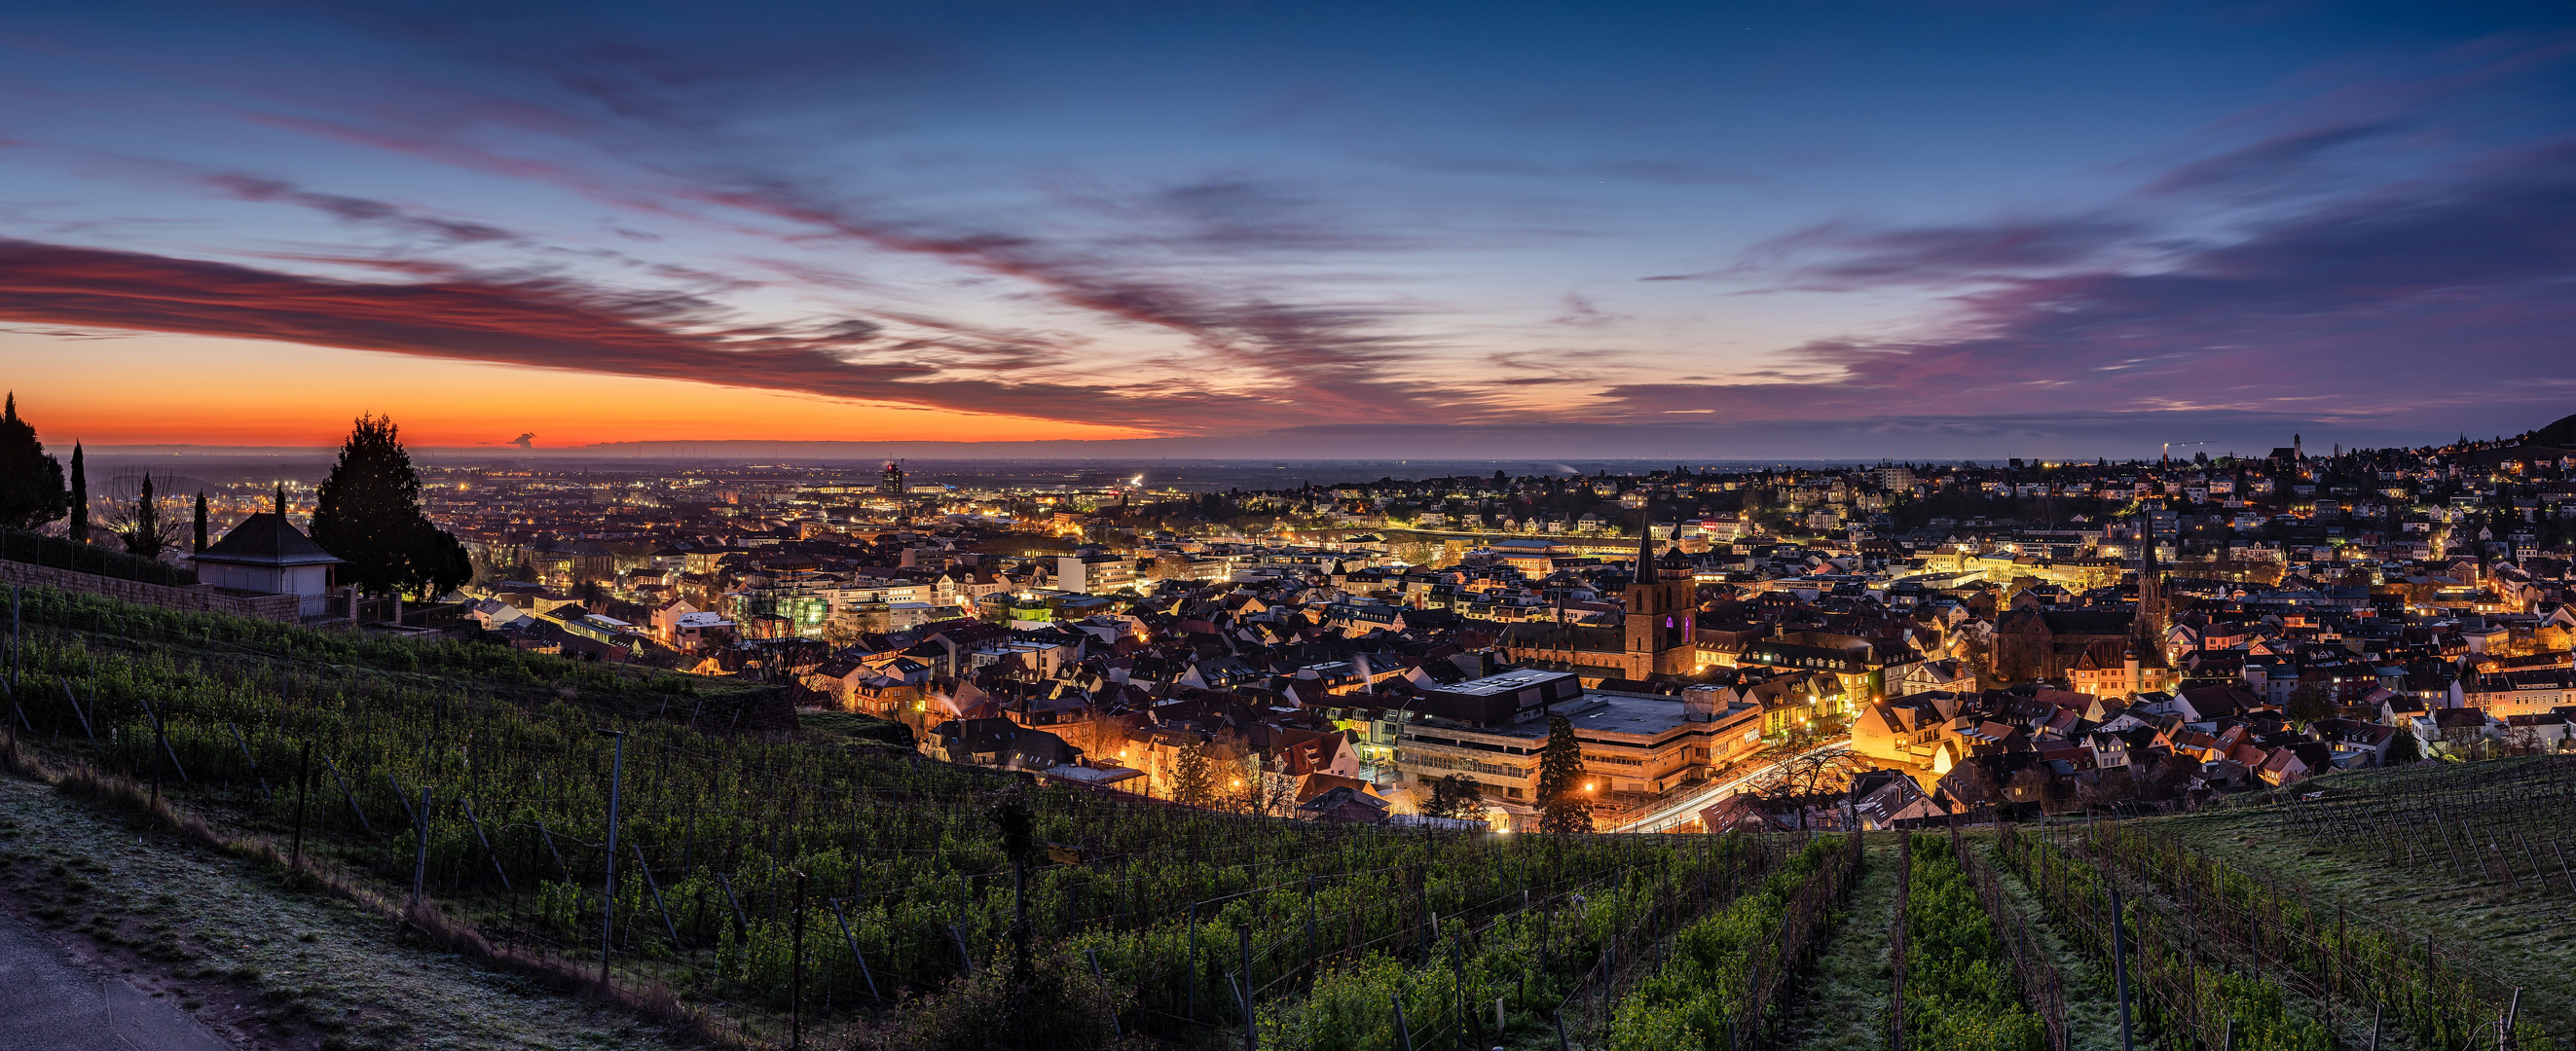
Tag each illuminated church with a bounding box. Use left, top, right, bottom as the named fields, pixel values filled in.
left=1498, top=523, right=1700, bottom=683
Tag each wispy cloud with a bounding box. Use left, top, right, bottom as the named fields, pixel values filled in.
left=202, top=173, right=521, bottom=244
left=0, top=239, right=1272, bottom=429
left=11, top=4, right=2576, bottom=453
left=1600, top=136, right=2576, bottom=425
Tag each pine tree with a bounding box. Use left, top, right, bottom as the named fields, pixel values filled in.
left=310, top=415, right=470, bottom=598
left=1535, top=713, right=1592, bottom=834
left=2385, top=726, right=2422, bottom=765
left=1168, top=739, right=1214, bottom=807
left=68, top=442, right=87, bottom=544
left=0, top=393, right=69, bottom=531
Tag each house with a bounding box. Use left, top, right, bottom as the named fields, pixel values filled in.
left=669, top=610, right=735, bottom=649
left=1299, top=781, right=1394, bottom=823
left=1848, top=769, right=1946, bottom=828
left=1850, top=691, right=1966, bottom=768
left=2423, top=708, right=2502, bottom=755
left=2505, top=711, right=2573, bottom=750
left=650, top=599, right=703, bottom=640
left=469, top=597, right=532, bottom=631
left=189, top=510, right=344, bottom=618
left=1883, top=658, right=1973, bottom=698
left=803, top=652, right=875, bottom=706
left=2307, top=718, right=2396, bottom=766
left=2254, top=743, right=2323, bottom=786
left=923, top=717, right=1082, bottom=770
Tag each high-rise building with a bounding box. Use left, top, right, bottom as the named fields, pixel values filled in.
left=879, top=459, right=905, bottom=497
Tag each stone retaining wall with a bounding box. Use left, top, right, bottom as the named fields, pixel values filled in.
left=0, top=559, right=302, bottom=623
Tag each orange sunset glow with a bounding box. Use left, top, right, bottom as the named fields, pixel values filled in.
left=1, top=332, right=1155, bottom=448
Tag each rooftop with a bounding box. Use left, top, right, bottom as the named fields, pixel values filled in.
left=192, top=512, right=344, bottom=568
left=1450, top=691, right=1716, bottom=742
left=1437, top=667, right=1574, bottom=698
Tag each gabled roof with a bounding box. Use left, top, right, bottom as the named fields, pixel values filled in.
left=192, top=512, right=344, bottom=567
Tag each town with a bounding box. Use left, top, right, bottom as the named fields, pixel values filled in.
left=16, top=401, right=2576, bottom=839
left=13, top=5, right=2576, bottom=1049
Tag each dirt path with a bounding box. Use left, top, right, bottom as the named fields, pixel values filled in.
left=0, top=774, right=697, bottom=1051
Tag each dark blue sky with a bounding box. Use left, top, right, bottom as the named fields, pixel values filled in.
left=4, top=1, right=2574, bottom=457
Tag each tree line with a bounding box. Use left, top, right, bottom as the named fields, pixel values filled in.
left=0, top=396, right=467, bottom=599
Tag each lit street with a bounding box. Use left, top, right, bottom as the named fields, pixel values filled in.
left=1607, top=739, right=1854, bottom=834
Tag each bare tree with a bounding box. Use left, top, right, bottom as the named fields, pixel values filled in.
left=102, top=472, right=186, bottom=559
left=2076, top=769, right=2141, bottom=814
left=1250, top=765, right=1298, bottom=817
left=1420, top=775, right=1486, bottom=820
left=2439, top=724, right=2487, bottom=756
left=2500, top=725, right=2553, bottom=756
left=1743, top=746, right=1863, bottom=802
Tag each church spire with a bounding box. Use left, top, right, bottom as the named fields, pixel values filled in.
left=1636, top=509, right=1656, bottom=580
left=2136, top=526, right=2165, bottom=645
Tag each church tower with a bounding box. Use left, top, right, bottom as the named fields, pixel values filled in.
left=2135, top=530, right=2166, bottom=648
left=1622, top=516, right=1699, bottom=678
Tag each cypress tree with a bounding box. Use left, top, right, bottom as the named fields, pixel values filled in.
left=0, top=393, right=69, bottom=531
left=119, top=473, right=165, bottom=557
left=194, top=491, right=209, bottom=553
left=68, top=442, right=87, bottom=544
left=1535, top=713, right=1593, bottom=834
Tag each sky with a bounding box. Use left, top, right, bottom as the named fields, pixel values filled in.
left=4, top=0, right=2576, bottom=459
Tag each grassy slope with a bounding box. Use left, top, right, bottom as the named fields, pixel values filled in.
left=1780, top=836, right=2144, bottom=1051
left=1981, top=836, right=2146, bottom=1051
left=2143, top=759, right=2576, bottom=1035
left=1781, top=840, right=1895, bottom=1051
left=0, top=775, right=695, bottom=1051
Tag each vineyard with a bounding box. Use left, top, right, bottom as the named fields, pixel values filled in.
left=2144, top=756, right=2576, bottom=1040
left=4, top=582, right=2573, bottom=1051
left=0, top=585, right=1813, bottom=1050
left=1895, top=832, right=2048, bottom=1051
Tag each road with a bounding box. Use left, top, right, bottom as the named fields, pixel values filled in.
left=0, top=909, right=239, bottom=1051
left=1605, top=739, right=1853, bottom=833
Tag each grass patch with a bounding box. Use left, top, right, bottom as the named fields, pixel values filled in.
left=2147, top=770, right=2576, bottom=1036
left=0, top=772, right=700, bottom=1051
left=1982, top=835, right=2153, bottom=1051
left=1781, top=840, right=1897, bottom=1051
left=795, top=708, right=917, bottom=748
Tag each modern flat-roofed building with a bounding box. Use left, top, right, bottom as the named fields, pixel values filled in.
left=1395, top=672, right=1763, bottom=827
left=1056, top=554, right=1137, bottom=595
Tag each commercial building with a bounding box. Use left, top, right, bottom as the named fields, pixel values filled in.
left=1393, top=670, right=1765, bottom=827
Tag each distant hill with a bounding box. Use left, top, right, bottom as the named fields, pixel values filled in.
left=2531, top=411, right=2576, bottom=449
